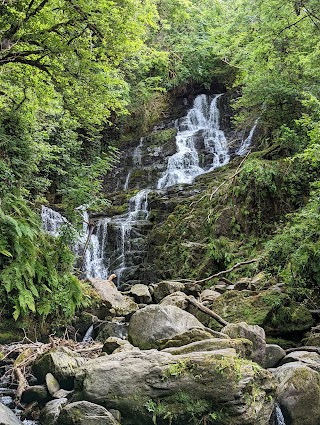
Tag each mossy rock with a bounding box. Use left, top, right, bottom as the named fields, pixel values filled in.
left=192, top=289, right=284, bottom=331
left=264, top=304, right=314, bottom=335
left=146, top=127, right=177, bottom=146
left=0, top=319, right=24, bottom=344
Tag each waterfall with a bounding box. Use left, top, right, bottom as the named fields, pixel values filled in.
left=82, top=324, right=94, bottom=343
left=113, top=189, right=150, bottom=284
left=236, top=118, right=259, bottom=156
left=41, top=206, right=68, bottom=236
left=41, top=206, right=109, bottom=279
left=157, top=94, right=229, bottom=189
left=270, top=404, right=286, bottom=425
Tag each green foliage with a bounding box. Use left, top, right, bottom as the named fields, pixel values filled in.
left=262, top=185, right=320, bottom=292
left=162, top=359, right=192, bottom=380
left=0, top=195, right=83, bottom=321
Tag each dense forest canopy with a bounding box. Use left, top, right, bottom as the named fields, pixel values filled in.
left=0, top=0, right=319, bottom=324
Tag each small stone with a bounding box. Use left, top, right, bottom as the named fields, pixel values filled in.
left=21, top=385, right=49, bottom=404
left=46, top=373, right=60, bottom=397
left=265, top=344, right=286, bottom=368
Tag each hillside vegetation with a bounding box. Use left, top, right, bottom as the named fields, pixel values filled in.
left=0, top=0, right=319, bottom=327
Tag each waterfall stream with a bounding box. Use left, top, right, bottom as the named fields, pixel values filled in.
left=41, top=93, right=257, bottom=285
left=157, top=94, right=229, bottom=189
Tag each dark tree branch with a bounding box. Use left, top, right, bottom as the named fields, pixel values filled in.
left=68, top=0, right=104, bottom=40
left=192, top=259, right=259, bottom=285
left=0, top=57, right=51, bottom=74
left=187, top=296, right=229, bottom=327
left=0, top=49, right=45, bottom=63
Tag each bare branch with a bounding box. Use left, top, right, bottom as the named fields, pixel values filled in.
left=187, top=295, right=229, bottom=326
left=192, top=259, right=259, bottom=285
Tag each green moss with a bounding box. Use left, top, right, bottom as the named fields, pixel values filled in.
left=0, top=319, right=24, bottom=343
left=147, top=128, right=177, bottom=146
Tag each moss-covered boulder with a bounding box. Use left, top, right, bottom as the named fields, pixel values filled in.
left=75, top=348, right=276, bottom=425
left=33, top=347, right=86, bottom=389
left=158, top=328, right=218, bottom=349
left=192, top=289, right=314, bottom=336
left=272, top=363, right=320, bottom=425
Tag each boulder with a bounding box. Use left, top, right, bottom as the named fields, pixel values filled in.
left=199, top=289, right=221, bottom=304
left=88, top=278, right=138, bottom=317
left=57, top=401, right=119, bottom=425
left=33, top=347, right=86, bottom=389
left=129, top=284, right=152, bottom=304
left=160, top=291, right=189, bottom=309
left=183, top=282, right=202, bottom=296
left=95, top=320, right=128, bottom=343
left=75, top=348, right=276, bottom=425
left=265, top=344, right=286, bottom=368
left=40, top=398, right=68, bottom=425
left=152, top=280, right=185, bottom=303
left=279, top=350, right=320, bottom=371
left=158, top=328, right=216, bottom=349
left=222, top=322, right=266, bottom=366
left=162, top=338, right=253, bottom=359
left=0, top=403, right=23, bottom=425
left=128, top=305, right=204, bottom=349
left=102, top=337, right=138, bottom=354
left=272, top=363, right=320, bottom=425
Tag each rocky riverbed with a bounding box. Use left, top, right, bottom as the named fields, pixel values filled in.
left=1, top=277, right=320, bottom=425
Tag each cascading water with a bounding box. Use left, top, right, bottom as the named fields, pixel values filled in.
left=41, top=206, right=109, bottom=279
left=113, top=189, right=150, bottom=284
left=270, top=404, right=286, bottom=425
left=157, top=94, right=229, bottom=189
left=236, top=118, right=259, bottom=156
left=41, top=94, right=257, bottom=285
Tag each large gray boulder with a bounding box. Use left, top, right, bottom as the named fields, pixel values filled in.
left=57, top=401, right=119, bottom=425
left=128, top=305, right=204, bottom=349
left=272, top=363, right=320, bottom=425
left=33, top=347, right=86, bottom=389
left=222, top=322, right=266, bottom=366
left=89, top=278, right=138, bottom=317
left=75, top=348, right=276, bottom=425
left=0, top=403, right=22, bottom=425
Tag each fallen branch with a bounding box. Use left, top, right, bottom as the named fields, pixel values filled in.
left=192, top=259, right=259, bottom=285
left=14, top=366, right=28, bottom=401
left=187, top=296, right=228, bottom=327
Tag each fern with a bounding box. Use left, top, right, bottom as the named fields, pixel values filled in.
left=0, top=194, right=84, bottom=321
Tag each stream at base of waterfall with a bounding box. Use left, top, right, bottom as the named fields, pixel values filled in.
left=41, top=94, right=258, bottom=286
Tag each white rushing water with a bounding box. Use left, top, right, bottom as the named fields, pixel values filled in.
left=236, top=118, right=259, bottom=156
left=41, top=206, right=109, bottom=279
left=274, top=404, right=286, bottom=425
left=41, top=94, right=258, bottom=284
left=157, top=94, right=229, bottom=189
left=113, top=189, right=150, bottom=284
